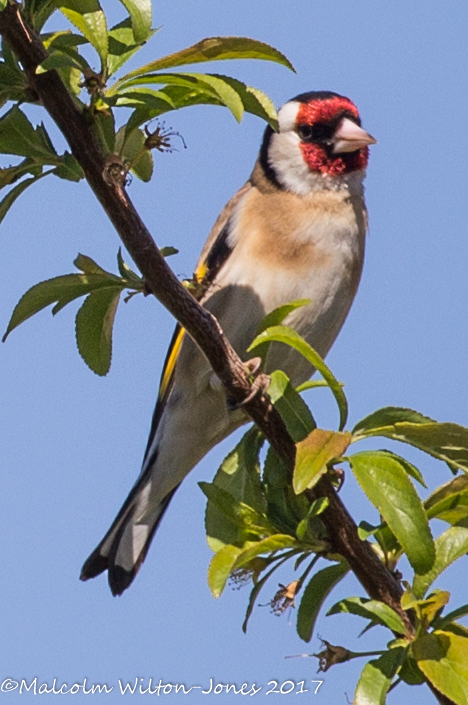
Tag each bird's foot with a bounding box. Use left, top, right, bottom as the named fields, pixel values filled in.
left=227, top=358, right=271, bottom=411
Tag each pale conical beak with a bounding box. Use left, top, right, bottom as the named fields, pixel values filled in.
left=332, top=117, right=377, bottom=154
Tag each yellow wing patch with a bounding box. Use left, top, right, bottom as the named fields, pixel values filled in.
left=158, top=326, right=185, bottom=401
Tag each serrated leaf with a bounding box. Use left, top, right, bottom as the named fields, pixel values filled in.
left=113, top=36, right=294, bottom=90
left=353, top=406, right=434, bottom=435
left=327, top=597, right=407, bottom=635
left=75, top=287, right=121, bottom=375
left=0, top=159, right=43, bottom=189
left=3, top=271, right=122, bottom=341
left=203, top=428, right=266, bottom=551
left=115, top=72, right=245, bottom=121
left=268, top=370, right=315, bottom=443
left=107, top=18, right=157, bottom=77
left=26, top=0, right=57, bottom=30
left=58, top=0, right=108, bottom=70
left=0, top=106, right=57, bottom=159
left=116, top=0, right=151, bottom=43
left=413, top=526, right=468, bottom=598
left=373, top=450, right=426, bottom=487
left=294, top=429, right=351, bottom=494
left=425, top=475, right=468, bottom=524
left=54, top=152, right=85, bottom=182
left=0, top=172, right=49, bottom=228
left=354, top=648, right=406, bottom=705
left=233, top=534, right=298, bottom=571
left=353, top=414, right=468, bottom=474
left=249, top=325, right=348, bottom=430
left=200, top=483, right=271, bottom=537
left=74, top=253, right=108, bottom=275
left=413, top=631, right=468, bottom=705
left=208, top=544, right=243, bottom=598
left=296, top=562, right=348, bottom=642
left=37, top=50, right=84, bottom=74
left=418, top=590, right=450, bottom=627
left=349, top=451, right=435, bottom=576
left=42, top=29, right=89, bottom=50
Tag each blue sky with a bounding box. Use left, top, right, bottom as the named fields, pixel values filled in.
left=1, top=0, right=468, bottom=702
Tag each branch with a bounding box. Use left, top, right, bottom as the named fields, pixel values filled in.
left=0, top=0, right=422, bottom=651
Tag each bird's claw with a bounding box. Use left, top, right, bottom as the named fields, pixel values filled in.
left=226, top=358, right=270, bottom=411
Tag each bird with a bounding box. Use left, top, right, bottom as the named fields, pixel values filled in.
left=80, top=90, right=376, bottom=595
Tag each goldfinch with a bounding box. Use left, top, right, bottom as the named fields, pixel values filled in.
left=81, top=91, right=376, bottom=595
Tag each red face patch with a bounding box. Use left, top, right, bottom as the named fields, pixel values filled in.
left=297, top=96, right=369, bottom=176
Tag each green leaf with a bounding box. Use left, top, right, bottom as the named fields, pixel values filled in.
left=232, top=534, right=298, bottom=570
left=373, top=450, right=426, bottom=488
left=3, top=271, right=122, bottom=341
left=413, top=631, right=468, bottom=705
left=353, top=406, right=434, bottom=435
left=0, top=0, right=8, bottom=9
left=0, top=159, right=43, bottom=189
left=425, top=475, right=468, bottom=524
left=159, top=246, right=178, bottom=258
left=249, top=325, right=348, bottom=430
left=257, top=299, right=312, bottom=337
left=75, top=287, right=121, bottom=375
left=116, top=0, right=151, bottom=43
left=354, top=648, right=406, bottom=705
left=37, top=50, right=84, bottom=74
left=353, top=412, right=468, bottom=474
left=58, top=0, right=108, bottom=70
left=0, top=172, right=49, bottom=228
left=399, top=654, right=426, bottom=685
left=116, top=249, right=143, bottom=285
left=203, top=428, right=266, bottom=551
left=418, top=590, right=451, bottom=627
left=0, top=106, right=57, bottom=160
left=242, top=557, right=290, bottom=633
left=413, top=526, right=468, bottom=598
left=53, top=152, right=85, bottom=182
left=115, top=124, right=153, bottom=181
left=294, top=429, right=351, bottom=494
left=327, top=597, right=407, bottom=634
left=107, top=18, right=156, bottom=77
left=262, top=448, right=304, bottom=535
left=74, top=253, right=108, bottom=275
left=348, top=451, right=435, bottom=576
left=267, top=370, right=315, bottom=443
left=254, top=299, right=310, bottom=361
left=25, top=0, right=57, bottom=30
left=113, top=36, right=294, bottom=88
left=208, top=544, right=243, bottom=598
left=435, top=603, right=468, bottom=631
left=115, top=72, right=245, bottom=122
left=199, top=483, right=271, bottom=536
left=296, top=562, right=348, bottom=642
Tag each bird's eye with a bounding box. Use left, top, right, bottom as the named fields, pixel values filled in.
left=297, top=124, right=313, bottom=141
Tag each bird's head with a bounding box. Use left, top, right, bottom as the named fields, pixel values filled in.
left=261, top=91, right=376, bottom=194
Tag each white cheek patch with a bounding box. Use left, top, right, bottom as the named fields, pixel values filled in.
left=277, top=101, right=300, bottom=131
left=269, top=130, right=321, bottom=196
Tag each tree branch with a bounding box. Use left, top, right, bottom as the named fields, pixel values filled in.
left=0, top=0, right=430, bottom=664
